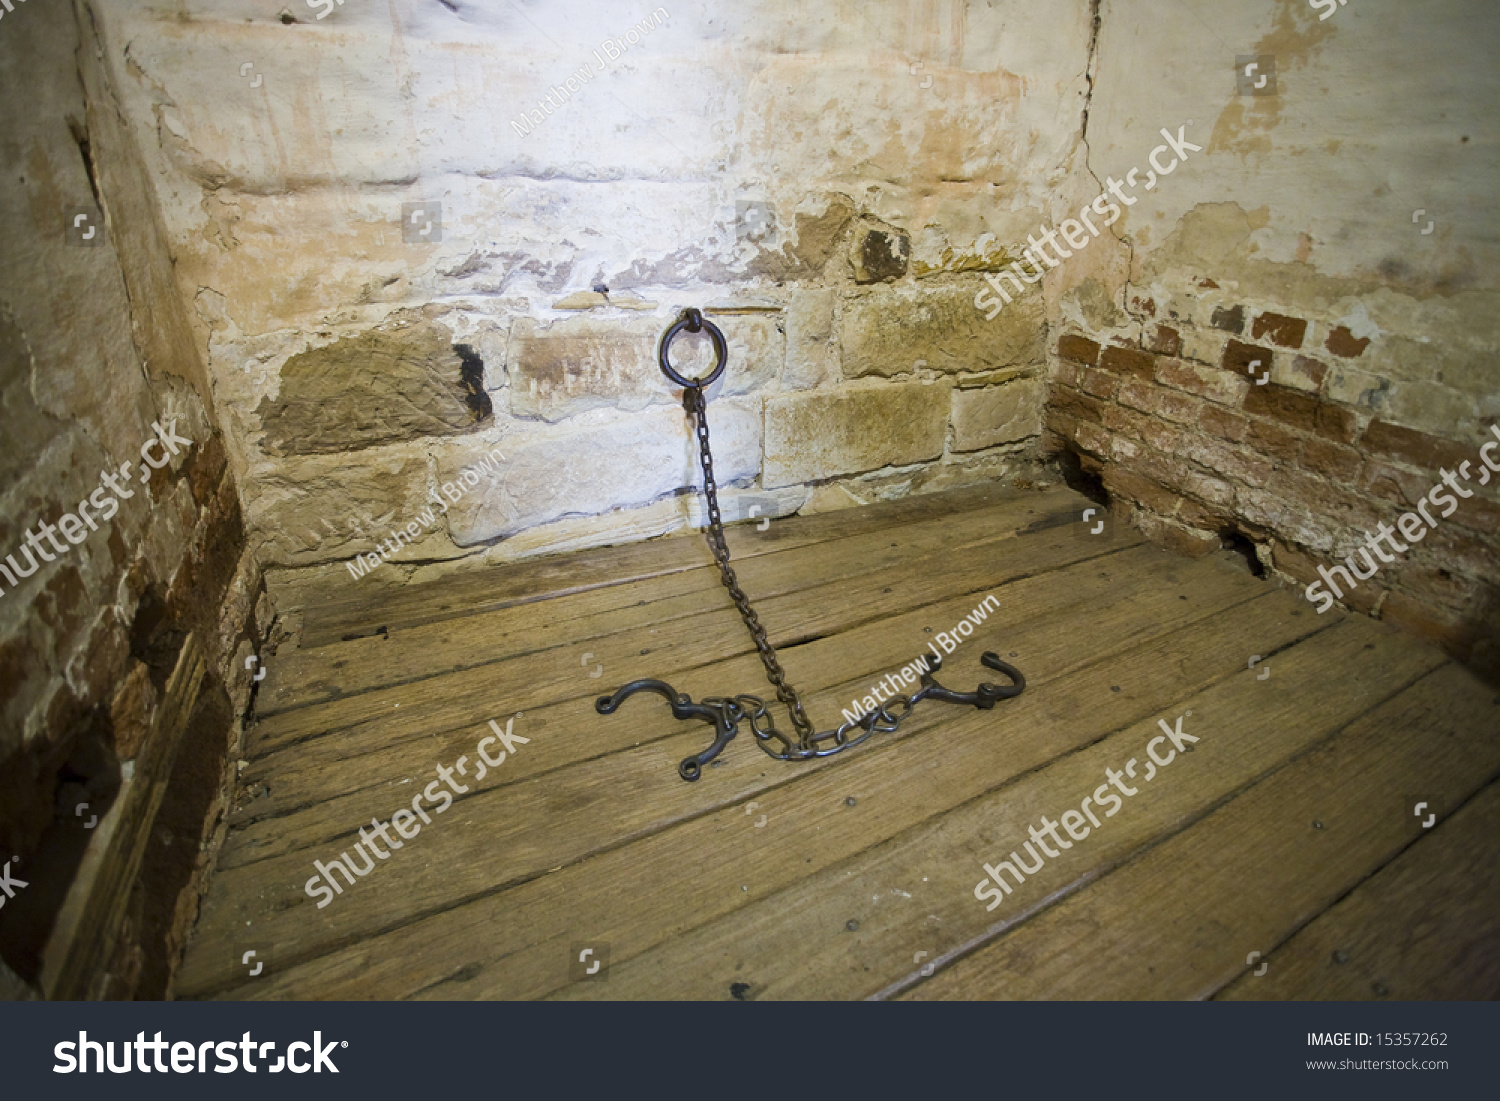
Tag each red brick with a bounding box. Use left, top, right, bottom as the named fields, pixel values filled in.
left=1154, top=357, right=1249, bottom=406
left=1149, top=324, right=1182, bottom=357
left=1246, top=418, right=1303, bottom=466
left=1175, top=494, right=1230, bottom=531
left=1103, top=467, right=1183, bottom=516
left=1360, top=460, right=1431, bottom=507
left=1053, top=361, right=1082, bottom=389
left=1040, top=422, right=1074, bottom=457
left=1073, top=419, right=1111, bottom=457
left=1180, top=434, right=1274, bottom=488
left=1289, top=355, right=1328, bottom=391
left=1392, top=564, right=1479, bottom=611
left=1244, top=384, right=1358, bottom=443
left=1251, top=312, right=1308, bottom=349
left=1449, top=492, right=1500, bottom=536
left=1175, top=466, right=1235, bottom=508
left=1199, top=404, right=1249, bottom=443
left=1052, top=385, right=1107, bottom=425
left=1118, top=379, right=1201, bottom=425
left=1422, top=524, right=1499, bottom=582
left=1108, top=433, right=1141, bottom=463
left=1361, top=420, right=1473, bottom=470
left=1270, top=539, right=1322, bottom=586
left=1265, top=469, right=1384, bottom=534
left=1222, top=338, right=1274, bottom=382
left=1145, top=515, right=1222, bottom=558
left=1103, top=403, right=1183, bottom=452
left=1100, top=345, right=1156, bottom=380
left=1300, top=437, right=1362, bottom=481
left=1340, top=575, right=1388, bottom=616
left=1079, top=368, right=1120, bottom=401
left=1325, top=325, right=1370, bottom=358
left=1058, top=334, right=1101, bottom=366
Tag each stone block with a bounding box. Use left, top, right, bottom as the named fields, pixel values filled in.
left=763, top=382, right=950, bottom=487
left=850, top=219, right=910, bottom=284
left=245, top=443, right=438, bottom=567
left=950, top=379, right=1044, bottom=452
left=783, top=288, right=839, bottom=391
left=841, top=283, right=1044, bottom=378
left=443, top=401, right=762, bottom=544
left=509, top=313, right=780, bottom=421
left=256, top=319, right=491, bottom=456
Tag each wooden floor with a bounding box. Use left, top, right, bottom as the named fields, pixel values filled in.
left=175, top=483, right=1500, bottom=1001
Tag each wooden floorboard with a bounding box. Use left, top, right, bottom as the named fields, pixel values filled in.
left=292, top=481, right=1031, bottom=649
left=901, top=662, right=1499, bottom=1001
left=177, top=482, right=1500, bottom=1001
left=1215, top=777, right=1500, bottom=1001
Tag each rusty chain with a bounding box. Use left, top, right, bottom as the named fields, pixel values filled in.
left=596, top=308, right=1026, bottom=781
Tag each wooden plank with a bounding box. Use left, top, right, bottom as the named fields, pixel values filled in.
left=218, top=531, right=1155, bottom=869
left=901, top=661, right=1500, bottom=1000
left=233, top=497, right=1129, bottom=825
left=256, top=485, right=1083, bottom=715
left=1216, top=779, right=1500, bottom=1001
left=181, top=552, right=1289, bottom=999
left=39, top=635, right=207, bottom=1000
left=561, top=617, right=1443, bottom=1000
left=245, top=494, right=1127, bottom=758
left=294, top=482, right=1038, bottom=648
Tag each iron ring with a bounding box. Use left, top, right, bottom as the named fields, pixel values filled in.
left=659, top=308, right=728, bottom=389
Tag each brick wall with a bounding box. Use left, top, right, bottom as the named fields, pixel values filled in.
left=1045, top=306, right=1500, bottom=681
left=0, top=1, right=264, bottom=997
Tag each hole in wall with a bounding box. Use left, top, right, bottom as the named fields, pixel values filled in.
left=1221, top=530, right=1267, bottom=578
left=451, top=344, right=493, bottom=422
left=1055, top=448, right=1108, bottom=508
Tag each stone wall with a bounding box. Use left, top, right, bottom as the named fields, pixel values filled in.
left=0, top=0, right=262, bottom=997
left=79, top=0, right=1096, bottom=600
